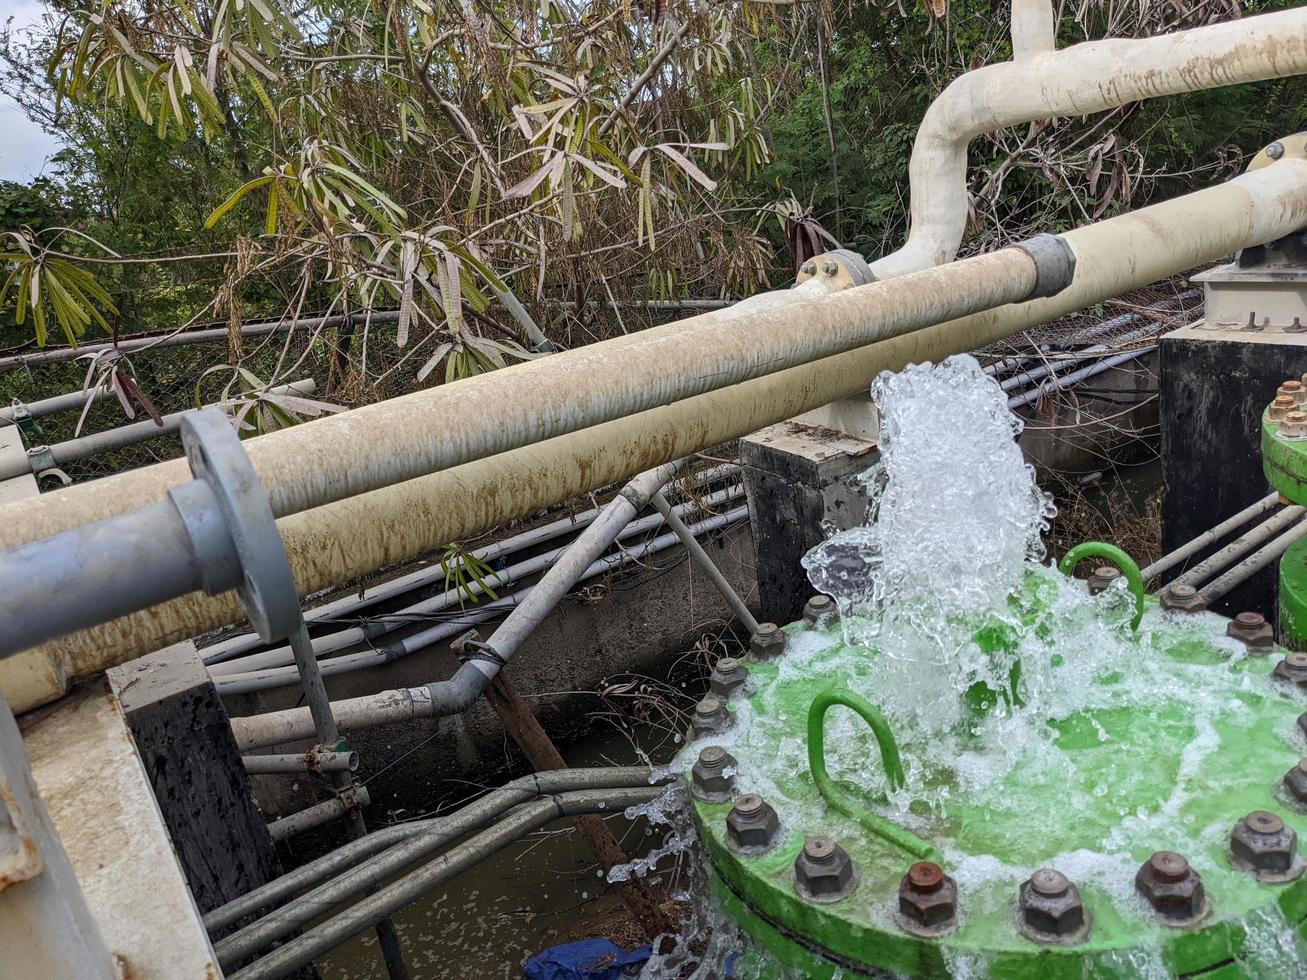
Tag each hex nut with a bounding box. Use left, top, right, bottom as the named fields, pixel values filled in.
left=690, top=745, right=737, bottom=803
left=709, top=657, right=749, bottom=699
left=1088, top=566, right=1122, bottom=596
left=803, top=594, right=837, bottom=628
left=1278, top=380, right=1304, bottom=402
left=1135, top=852, right=1205, bottom=922
left=1229, top=811, right=1299, bottom=876
left=1274, top=653, right=1307, bottom=688
left=1268, top=141, right=1286, bottom=160
left=1272, top=395, right=1298, bottom=422
left=800, top=260, right=816, bottom=276
left=749, top=623, right=788, bottom=661
left=1282, top=411, right=1307, bottom=439
left=1284, top=759, right=1307, bottom=806
left=1019, top=869, right=1087, bottom=942
left=1160, top=583, right=1206, bottom=613
left=793, top=836, right=856, bottom=903
left=1227, top=611, right=1275, bottom=650
left=725, top=794, right=780, bottom=853
left=691, top=695, right=731, bottom=738
left=897, top=861, right=958, bottom=930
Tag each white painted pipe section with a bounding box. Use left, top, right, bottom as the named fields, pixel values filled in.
left=1139, top=492, right=1282, bottom=581
left=1011, top=0, right=1055, bottom=61
left=7, top=155, right=1307, bottom=711
left=870, top=6, right=1307, bottom=279
left=0, top=387, right=112, bottom=424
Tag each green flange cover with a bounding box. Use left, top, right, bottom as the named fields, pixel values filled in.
left=692, top=569, right=1307, bottom=979
left=1263, top=411, right=1307, bottom=507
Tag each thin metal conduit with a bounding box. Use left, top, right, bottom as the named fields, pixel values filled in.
left=1139, top=492, right=1282, bottom=581
left=217, top=506, right=748, bottom=698
left=1169, top=507, right=1305, bottom=591
left=0, top=386, right=112, bottom=423
left=1200, top=521, right=1307, bottom=605
left=1006, top=342, right=1157, bottom=410
left=229, top=785, right=666, bottom=980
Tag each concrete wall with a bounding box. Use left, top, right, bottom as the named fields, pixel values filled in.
left=226, top=524, right=757, bottom=818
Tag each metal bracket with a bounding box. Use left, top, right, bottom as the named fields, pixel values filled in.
left=8, top=401, right=44, bottom=443
left=24, top=444, right=57, bottom=475
left=1014, top=234, right=1077, bottom=300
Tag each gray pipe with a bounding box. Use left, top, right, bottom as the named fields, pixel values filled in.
left=217, top=768, right=663, bottom=966
left=998, top=321, right=1160, bottom=393
left=201, top=463, right=739, bottom=664
left=1199, top=520, right=1307, bottom=604
left=229, top=785, right=666, bottom=980
left=1140, top=492, right=1282, bottom=581
left=0, top=386, right=112, bottom=423
left=1170, top=507, right=1306, bottom=590
left=1006, top=343, right=1157, bottom=409
left=649, top=490, right=758, bottom=632
left=209, top=482, right=742, bottom=678
left=267, top=787, right=371, bottom=843
left=243, top=750, right=359, bottom=775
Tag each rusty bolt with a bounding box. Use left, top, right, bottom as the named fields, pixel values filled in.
left=898, top=861, right=958, bottom=929
left=820, top=258, right=839, bottom=277
left=691, top=695, right=731, bottom=738
left=1274, top=653, right=1307, bottom=688
left=1160, top=583, right=1206, bottom=613
left=1135, top=852, right=1205, bottom=921
left=800, top=260, right=816, bottom=277
left=749, top=623, right=788, bottom=660
left=1282, top=412, right=1307, bottom=440
left=1284, top=759, right=1307, bottom=806
left=1088, top=566, right=1122, bottom=596
left=1019, top=869, right=1086, bottom=941
left=725, top=794, right=780, bottom=853
left=709, top=657, right=749, bottom=699
left=1230, top=811, right=1298, bottom=875
left=793, top=836, right=856, bottom=902
left=803, top=594, right=836, bottom=628
left=690, top=745, right=737, bottom=803
left=1268, top=141, right=1286, bottom=160
left=1227, top=611, right=1275, bottom=650
left=1279, top=380, right=1305, bottom=403
left=1271, top=395, right=1298, bottom=422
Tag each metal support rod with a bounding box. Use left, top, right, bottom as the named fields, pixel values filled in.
left=243, top=750, right=360, bottom=775
left=1140, top=492, right=1282, bottom=581
left=215, top=768, right=663, bottom=964
left=0, top=386, right=112, bottom=423
left=1006, top=342, right=1158, bottom=409
left=1169, top=507, right=1306, bottom=590
left=649, top=490, right=758, bottom=632
left=229, top=786, right=666, bottom=980
left=997, top=321, right=1159, bottom=392
left=1199, top=520, right=1307, bottom=604
left=267, top=789, right=372, bottom=843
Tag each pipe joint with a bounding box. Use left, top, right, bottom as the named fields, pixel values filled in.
left=1013, top=234, right=1077, bottom=300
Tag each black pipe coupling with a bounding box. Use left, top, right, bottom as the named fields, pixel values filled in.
left=1013, top=234, right=1077, bottom=300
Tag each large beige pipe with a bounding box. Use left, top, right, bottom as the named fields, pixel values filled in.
left=4, top=150, right=1307, bottom=712
left=870, top=5, right=1307, bottom=279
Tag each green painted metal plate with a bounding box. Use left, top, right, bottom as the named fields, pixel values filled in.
left=1263, top=412, right=1307, bottom=507
left=692, top=568, right=1307, bottom=978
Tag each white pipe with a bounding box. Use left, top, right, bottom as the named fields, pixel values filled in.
left=1011, top=0, right=1055, bottom=61
left=1140, top=493, right=1282, bottom=581
left=870, top=7, right=1307, bottom=279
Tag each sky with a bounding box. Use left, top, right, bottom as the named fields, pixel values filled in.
left=1, top=0, right=62, bottom=183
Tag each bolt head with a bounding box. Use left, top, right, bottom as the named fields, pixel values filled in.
left=1227, top=611, right=1275, bottom=649
left=898, top=862, right=958, bottom=928
left=1268, top=141, right=1286, bottom=160
left=794, top=836, right=855, bottom=902
left=1272, top=395, right=1298, bottom=422
left=820, top=259, right=839, bottom=276
left=800, top=260, right=816, bottom=276
left=1274, top=654, right=1307, bottom=687
left=803, top=594, right=836, bottom=628
left=709, top=656, right=749, bottom=698
left=1283, top=412, right=1307, bottom=439
left=1019, top=870, right=1086, bottom=940
left=1284, top=760, right=1307, bottom=805
left=1230, top=810, right=1298, bottom=874
left=1161, top=583, right=1206, bottom=613
left=690, top=746, right=737, bottom=803
left=1088, top=566, right=1122, bottom=596
left=691, top=695, right=730, bottom=737
left=1135, top=851, right=1205, bottom=921
left=749, top=623, right=788, bottom=660
left=725, top=794, right=780, bottom=853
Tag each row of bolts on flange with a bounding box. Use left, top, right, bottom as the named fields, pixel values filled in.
left=684, top=595, right=1307, bottom=943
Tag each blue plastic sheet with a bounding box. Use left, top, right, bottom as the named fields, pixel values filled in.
left=523, top=938, right=652, bottom=980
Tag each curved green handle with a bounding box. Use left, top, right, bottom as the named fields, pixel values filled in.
left=807, top=689, right=936, bottom=860
left=1058, top=541, right=1145, bottom=630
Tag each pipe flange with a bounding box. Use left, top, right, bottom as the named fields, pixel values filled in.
left=1248, top=132, right=1307, bottom=172
left=179, top=409, right=301, bottom=642
left=795, top=249, right=877, bottom=290
left=1013, top=234, right=1077, bottom=300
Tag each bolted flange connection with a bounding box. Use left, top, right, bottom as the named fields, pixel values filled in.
left=690, top=746, right=737, bottom=803
left=1227, top=611, right=1275, bottom=650
left=1229, top=811, right=1302, bottom=880
left=1273, top=653, right=1307, bottom=689
left=709, top=657, right=749, bottom=699
left=1135, top=852, right=1206, bottom=923
left=725, top=794, right=780, bottom=854
left=803, top=594, right=837, bottom=628
left=1019, top=869, right=1088, bottom=944
left=1161, top=583, right=1206, bottom=613
left=793, top=836, right=857, bottom=903
left=1088, top=566, right=1122, bottom=596
left=897, top=861, right=958, bottom=933
left=691, top=695, right=731, bottom=738
left=749, top=623, right=788, bottom=661
left=1284, top=759, right=1307, bottom=806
